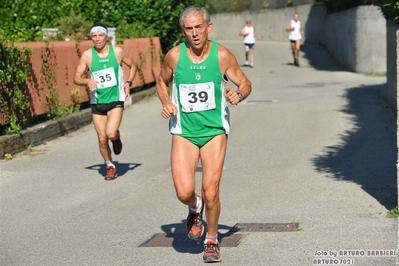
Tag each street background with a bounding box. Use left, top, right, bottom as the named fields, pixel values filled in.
left=0, top=41, right=397, bottom=265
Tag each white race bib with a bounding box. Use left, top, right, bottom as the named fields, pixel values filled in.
left=92, top=67, right=117, bottom=89
left=179, top=82, right=216, bottom=113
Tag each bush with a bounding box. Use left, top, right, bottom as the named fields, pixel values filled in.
left=0, top=0, right=207, bottom=52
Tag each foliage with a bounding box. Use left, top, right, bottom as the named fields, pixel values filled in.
left=41, top=44, right=81, bottom=120
left=0, top=40, right=31, bottom=134
left=53, top=9, right=91, bottom=42
left=372, top=0, right=399, bottom=20
left=0, top=0, right=206, bottom=52
left=4, top=153, right=13, bottom=160
left=321, top=0, right=373, bottom=13
left=116, top=20, right=157, bottom=44
left=207, top=0, right=251, bottom=13
left=387, top=206, right=399, bottom=218
left=68, top=88, right=81, bottom=114
left=41, top=43, right=62, bottom=120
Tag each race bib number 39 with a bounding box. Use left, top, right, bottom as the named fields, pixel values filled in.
left=92, top=67, right=117, bottom=89
left=179, top=82, right=216, bottom=113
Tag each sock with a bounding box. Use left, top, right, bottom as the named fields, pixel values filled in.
left=204, top=233, right=218, bottom=244
left=105, top=160, right=115, bottom=167
left=189, top=195, right=202, bottom=213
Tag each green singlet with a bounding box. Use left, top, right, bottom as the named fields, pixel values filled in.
left=169, top=41, right=230, bottom=147
left=89, top=45, right=124, bottom=104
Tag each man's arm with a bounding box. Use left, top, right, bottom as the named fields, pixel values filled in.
left=73, top=50, right=97, bottom=89
left=157, top=47, right=179, bottom=119
left=218, top=45, right=252, bottom=105
left=285, top=21, right=293, bottom=32
left=239, top=27, right=247, bottom=37
left=115, top=46, right=138, bottom=100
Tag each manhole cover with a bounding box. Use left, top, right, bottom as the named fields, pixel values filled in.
left=139, top=233, right=244, bottom=247
left=230, top=223, right=299, bottom=232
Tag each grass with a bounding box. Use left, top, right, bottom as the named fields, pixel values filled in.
left=387, top=206, right=399, bottom=218
left=4, top=153, right=12, bottom=160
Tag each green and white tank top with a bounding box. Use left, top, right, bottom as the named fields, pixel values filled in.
left=89, top=45, right=124, bottom=104
left=169, top=41, right=230, bottom=137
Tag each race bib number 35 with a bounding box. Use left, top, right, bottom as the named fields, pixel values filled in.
left=92, top=67, right=117, bottom=89
left=179, top=82, right=216, bottom=113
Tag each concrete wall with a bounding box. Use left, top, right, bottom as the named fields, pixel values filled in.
left=387, top=21, right=399, bottom=113
left=209, top=4, right=386, bottom=74
left=322, top=5, right=386, bottom=74
left=210, top=4, right=396, bottom=113
left=397, top=30, right=399, bottom=210
left=209, top=4, right=322, bottom=43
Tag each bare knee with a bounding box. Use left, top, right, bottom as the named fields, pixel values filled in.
left=202, top=189, right=219, bottom=207
left=106, top=129, right=119, bottom=140
left=176, top=190, right=195, bottom=205
left=98, top=137, right=108, bottom=149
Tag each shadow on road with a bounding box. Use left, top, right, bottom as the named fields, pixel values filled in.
left=85, top=162, right=142, bottom=178
left=301, top=43, right=346, bottom=72
left=159, top=220, right=237, bottom=254
left=311, top=84, right=397, bottom=210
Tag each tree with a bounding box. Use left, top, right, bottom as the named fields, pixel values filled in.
left=0, top=0, right=206, bottom=52
left=372, top=0, right=399, bottom=20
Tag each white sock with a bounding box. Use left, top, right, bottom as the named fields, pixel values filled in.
left=189, top=195, right=202, bottom=213
left=105, top=160, right=115, bottom=167
left=204, top=233, right=218, bottom=244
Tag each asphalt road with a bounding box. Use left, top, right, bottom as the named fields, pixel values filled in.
left=0, top=41, right=397, bottom=266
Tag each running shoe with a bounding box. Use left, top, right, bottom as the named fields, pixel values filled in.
left=105, top=165, right=118, bottom=181
left=111, top=131, right=122, bottom=155
left=203, top=240, right=222, bottom=263
left=187, top=198, right=204, bottom=240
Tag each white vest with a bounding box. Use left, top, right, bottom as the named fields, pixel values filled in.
left=243, top=26, right=255, bottom=44
left=288, top=20, right=302, bottom=41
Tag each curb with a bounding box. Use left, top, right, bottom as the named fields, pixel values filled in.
left=0, top=86, right=157, bottom=159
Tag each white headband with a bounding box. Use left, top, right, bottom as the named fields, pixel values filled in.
left=90, top=26, right=108, bottom=37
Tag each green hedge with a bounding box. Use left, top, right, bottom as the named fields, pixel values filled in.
left=0, top=0, right=206, bottom=52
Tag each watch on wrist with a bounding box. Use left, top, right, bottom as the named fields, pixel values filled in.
left=236, top=91, right=243, bottom=102
left=126, top=81, right=132, bottom=86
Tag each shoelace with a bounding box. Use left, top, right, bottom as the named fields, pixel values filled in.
left=205, top=243, right=218, bottom=253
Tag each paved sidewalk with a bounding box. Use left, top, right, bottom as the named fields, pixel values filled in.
left=0, top=41, right=397, bottom=266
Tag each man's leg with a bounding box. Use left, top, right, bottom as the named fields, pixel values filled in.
left=200, top=134, right=226, bottom=263
left=106, top=106, right=123, bottom=142
left=200, top=134, right=227, bottom=237
left=244, top=45, right=249, bottom=65
left=92, top=113, right=111, bottom=161
left=295, top=40, right=301, bottom=59
left=171, top=135, right=199, bottom=206
left=249, top=47, right=254, bottom=67
left=171, top=135, right=204, bottom=240
left=290, top=42, right=296, bottom=59
left=295, top=40, right=301, bottom=66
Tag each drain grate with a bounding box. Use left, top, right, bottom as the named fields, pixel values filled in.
left=246, top=99, right=277, bottom=104
left=139, top=223, right=299, bottom=248
left=230, top=223, right=299, bottom=232
left=139, top=233, right=244, bottom=248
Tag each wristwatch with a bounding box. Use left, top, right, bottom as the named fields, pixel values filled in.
left=125, top=81, right=132, bottom=86
left=236, top=91, right=243, bottom=102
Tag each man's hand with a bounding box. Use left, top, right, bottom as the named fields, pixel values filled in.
left=161, top=103, right=177, bottom=119
left=87, top=79, right=98, bottom=90
left=124, top=83, right=130, bottom=101
left=225, top=86, right=241, bottom=105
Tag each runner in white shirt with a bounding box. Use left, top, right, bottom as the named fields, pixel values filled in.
left=239, top=19, right=257, bottom=68
left=286, top=12, right=304, bottom=67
